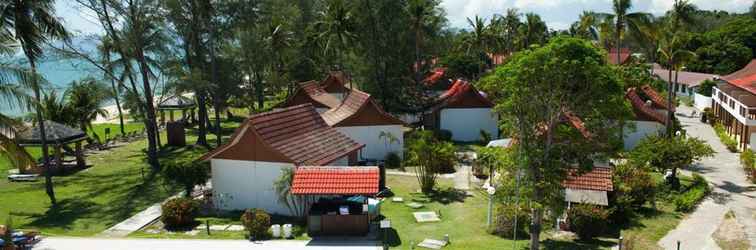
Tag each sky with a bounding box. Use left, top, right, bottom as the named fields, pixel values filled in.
left=55, top=0, right=754, bottom=36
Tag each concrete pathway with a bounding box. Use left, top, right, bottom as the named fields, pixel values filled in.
left=33, top=237, right=381, bottom=250
left=454, top=165, right=472, bottom=190
left=98, top=203, right=163, bottom=237
left=658, top=105, right=756, bottom=250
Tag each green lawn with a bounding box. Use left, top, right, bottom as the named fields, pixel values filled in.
left=129, top=213, right=309, bottom=240
left=382, top=175, right=528, bottom=249
left=0, top=120, right=239, bottom=236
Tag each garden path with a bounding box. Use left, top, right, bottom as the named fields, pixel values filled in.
left=33, top=237, right=381, bottom=250
left=658, top=105, right=756, bottom=250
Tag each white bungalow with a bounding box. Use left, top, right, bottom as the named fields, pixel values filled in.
left=623, top=85, right=670, bottom=150
left=277, top=81, right=341, bottom=113
left=321, top=89, right=406, bottom=161
left=426, top=79, right=499, bottom=142
left=199, top=103, right=364, bottom=215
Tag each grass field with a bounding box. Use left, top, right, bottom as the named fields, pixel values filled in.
left=0, top=120, right=239, bottom=236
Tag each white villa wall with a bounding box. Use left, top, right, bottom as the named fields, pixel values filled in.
left=336, top=125, right=404, bottom=160
left=693, top=93, right=712, bottom=111
left=211, top=159, right=295, bottom=215
left=440, top=108, right=498, bottom=142
left=624, top=120, right=665, bottom=150
left=751, top=132, right=756, bottom=150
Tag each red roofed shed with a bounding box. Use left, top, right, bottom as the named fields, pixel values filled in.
left=563, top=166, right=613, bottom=206
left=291, top=167, right=380, bottom=196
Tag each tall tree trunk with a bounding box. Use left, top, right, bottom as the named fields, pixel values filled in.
left=136, top=50, right=160, bottom=169
left=667, top=61, right=674, bottom=136
left=414, top=27, right=422, bottom=84
left=105, top=51, right=125, bottom=136
left=208, top=18, right=222, bottom=148
left=254, top=70, right=264, bottom=110
left=30, top=58, right=56, bottom=206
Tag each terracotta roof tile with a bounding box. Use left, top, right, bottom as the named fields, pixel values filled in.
left=321, top=89, right=405, bottom=127
left=201, top=104, right=364, bottom=165
left=723, top=59, right=756, bottom=95
left=607, top=48, right=631, bottom=65
left=321, top=71, right=352, bottom=94
left=652, top=68, right=717, bottom=87
left=277, top=81, right=341, bottom=109
left=434, top=79, right=494, bottom=110
left=563, top=166, right=613, bottom=191
left=422, top=68, right=447, bottom=86
left=291, top=166, right=380, bottom=195
left=626, top=88, right=668, bottom=125
left=640, top=85, right=675, bottom=111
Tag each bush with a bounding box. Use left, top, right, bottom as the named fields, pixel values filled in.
left=434, top=129, right=453, bottom=142
left=479, top=129, right=492, bottom=144
left=490, top=204, right=530, bottom=239
left=384, top=152, right=402, bottom=169
left=610, top=164, right=657, bottom=223
left=702, top=107, right=714, bottom=124
left=161, top=197, right=200, bottom=229
left=714, top=123, right=738, bottom=152
left=241, top=208, right=271, bottom=239
left=674, top=174, right=710, bottom=212
left=743, top=150, right=756, bottom=182
left=568, top=204, right=610, bottom=240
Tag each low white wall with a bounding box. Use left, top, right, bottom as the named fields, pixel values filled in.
left=440, top=108, right=498, bottom=142
left=337, top=125, right=404, bottom=160
left=694, top=93, right=712, bottom=111
left=211, top=159, right=295, bottom=215
left=624, top=120, right=665, bottom=150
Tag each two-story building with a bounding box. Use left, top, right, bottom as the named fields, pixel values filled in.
left=711, top=59, right=756, bottom=150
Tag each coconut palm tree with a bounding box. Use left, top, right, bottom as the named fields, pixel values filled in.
left=573, top=11, right=600, bottom=41
left=519, top=13, right=547, bottom=48
left=98, top=37, right=127, bottom=136
left=1, top=0, right=69, bottom=205
left=668, top=0, right=697, bottom=32
left=658, top=36, right=696, bottom=135
left=597, top=0, right=651, bottom=65
left=407, top=0, right=436, bottom=83
left=461, top=15, right=490, bottom=78
left=65, top=78, right=110, bottom=137
left=316, top=0, right=356, bottom=71
left=0, top=38, right=35, bottom=173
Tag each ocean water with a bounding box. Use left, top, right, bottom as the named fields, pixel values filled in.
left=1, top=57, right=101, bottom=117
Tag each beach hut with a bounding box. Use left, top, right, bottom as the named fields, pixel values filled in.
left=426, top=79, right=499, bottom=142
left=199, top=103, right=365, bottom=215
left=16, top=121, right=88, bottom=174
left=277, top=81, right=341, bottom=113
left=157, top=95, right=196, bottom=124
left=321, top=89, right=405, bottom=161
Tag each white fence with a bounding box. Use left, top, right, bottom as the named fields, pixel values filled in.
left=693, top=93, right=712, bottom=111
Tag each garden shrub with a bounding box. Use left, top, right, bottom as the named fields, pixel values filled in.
left=384, top=152, right=401, bottom=169
left=161, top=197, right=200, bottom=229
left=610, top=164, right=657, bottom=223
left=241, top=208, right=271, bottom=239
left=490, top=204, right=530, bottom=239
left=434, top=129, right=453, bottom=142
left=702, top=107, right=715, bottom=124
left=479, top=129, right=492, bottom=144
left=714, top=123, right=739, bottom=152
left=740, top=149, right=756, bottom=181
left=674, top=174, right=710, bottom=212
left=568, top=204, right=610, bottom=240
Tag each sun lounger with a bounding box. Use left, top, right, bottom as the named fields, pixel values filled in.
left=7, top=174, right=39, bottom=182
left=417, top=238, right=448, bottom=249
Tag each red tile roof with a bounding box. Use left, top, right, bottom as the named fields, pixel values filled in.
left=321, top=71, right=352, bottom=94
left=640, top=85, right=675, bottom=112
left=200, top=104, right=364, bottom=165
left=434, top=79, right=494, bottom=110
left=626, top=88, right=668, bottom=125
left=277, top=81, right=342, bottom=109
left=607, top=48, right=631, bottom=65
left=487, top=53, right=508, bottom=65
left=291, top=166, right=380, bottom=195
left=561, top=111, right=591, bottom=139
left=563, top=166, right=613, bottom=191
left=321, top=89, right=405, bottom=127
left=422, top=68, right=447, bottom=86
left=723, top=59, right=756, bottom=95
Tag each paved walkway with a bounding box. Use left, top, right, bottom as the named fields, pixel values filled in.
left=98, top=204, right=163, bottom=237
left=33, top=238, right=381, bottom=250
left=658, top=105, right=756, bottom=250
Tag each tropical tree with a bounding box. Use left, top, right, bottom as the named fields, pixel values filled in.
left=597, top=0, right=651, bottom=64
left=0, top=0, right=69, bottom=205
left=0, top=41, right=35, bottom=173
left=461, top=15, right=490, bottom=78
left=658, top=36, right=696, bottom=135
left=316, top=0, right=357, bottom=71
left=407, top=0, right=443, bottom=83
left=405, top=130, right=456, bottom=193
left=65, top=78, right=110, bottom=136
left=630, top=135, right=714, bottom=188
left=571, top=11, right=600, bottom=41
left=519, top=13, right=547, bottom=48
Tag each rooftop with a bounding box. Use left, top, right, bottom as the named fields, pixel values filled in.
left=291, top=166, right=380, bottom=195
left=321, top=89, right=404, bottom=127
left=17, top=121, right=87, bottom=146
left=722, top=59, right=756, bottom=95
left=607, top=48, right=631, bottom=65
left=563, top=166, right=613, bottom=192
left=626, top=87, right=668, bottom=125
left=434, top=79, right=493, bottom=110
left=277, top=81, right=342, bottom=110
left=652, top=68, right=717, bottom=87
left=200, top=104, right=364, bottom=165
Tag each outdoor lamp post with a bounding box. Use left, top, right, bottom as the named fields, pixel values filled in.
left=486, top=186, right=496, bottom=227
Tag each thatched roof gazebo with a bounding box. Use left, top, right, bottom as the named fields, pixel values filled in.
left=157, top=95, right=196, bottom=124
left=16, top=121, right=88, bottom=174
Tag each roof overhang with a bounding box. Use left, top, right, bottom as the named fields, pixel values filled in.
left=565, top=188, right=609, bottom=206
left=291, top=166, right=380, bottom=196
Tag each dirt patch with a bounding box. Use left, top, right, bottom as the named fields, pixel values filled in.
left=713, top=211, right=750, bottom=250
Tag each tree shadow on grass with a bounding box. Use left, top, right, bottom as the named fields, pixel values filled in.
left=541, top=238, right=616, bottom=250
left=16, top=198, right=97, bottom=230
left=426, top=187, right=469, bottom=205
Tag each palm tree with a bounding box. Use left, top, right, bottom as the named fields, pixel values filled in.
left=462, top=16, right=490, bottom=78
left=502, top=9, right=522, bottom=53
left=668, top=0, right=697, bottom=32
left=38, top=90, right=73, bottom=126
left=407, top=0, right=435, bottom=83
left=520, top=13, right=547, bottom=48
left=65, top=78, right=110, bottom=138
left=98, top=38, right=127, bottom=136
left=573, top=11, right=600, bottom=41
left=0, top=38, right=35, bottom=174
left=265, top=23, right=294, bottom=94
left=316, top=0, right=357, bottom=71
left=598, top=0, right=651, bottom=65
left=658, top=36, right=696, bottom=135
left=1, top=0, right=69, bottom=205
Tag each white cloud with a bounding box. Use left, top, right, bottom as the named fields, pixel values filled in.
left=442, top=0, right=753, bottom=30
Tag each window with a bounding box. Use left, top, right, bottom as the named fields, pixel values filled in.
left=682, top=86, right=687, bottom=93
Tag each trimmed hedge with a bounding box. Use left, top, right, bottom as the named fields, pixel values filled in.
left=161, top=197, right=200, bottom=229
left=568, top=204, right=610, bottom=240
left=713, top=123, right=738, bottom=152
left=674, top=174, right=710, bottom=212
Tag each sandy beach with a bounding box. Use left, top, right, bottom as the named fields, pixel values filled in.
left=93, top=104, right=129, bottom=124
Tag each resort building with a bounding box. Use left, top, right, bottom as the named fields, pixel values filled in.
left=562, top=165, right=614, bottom=206
left=652, top=64, right=718, bottom=97
left=200, top=103, right=365, bottom=215
left=623, top=85, right=670, bottom=149
left=320, top=71, right=352, bottom=99
left=425, top=79, right=499, bottom=142
left=711, top=59, right=756, bottom=150
left=277, top=81, right=342, bottom=113
left=321, top=89, right=406, bottom=161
